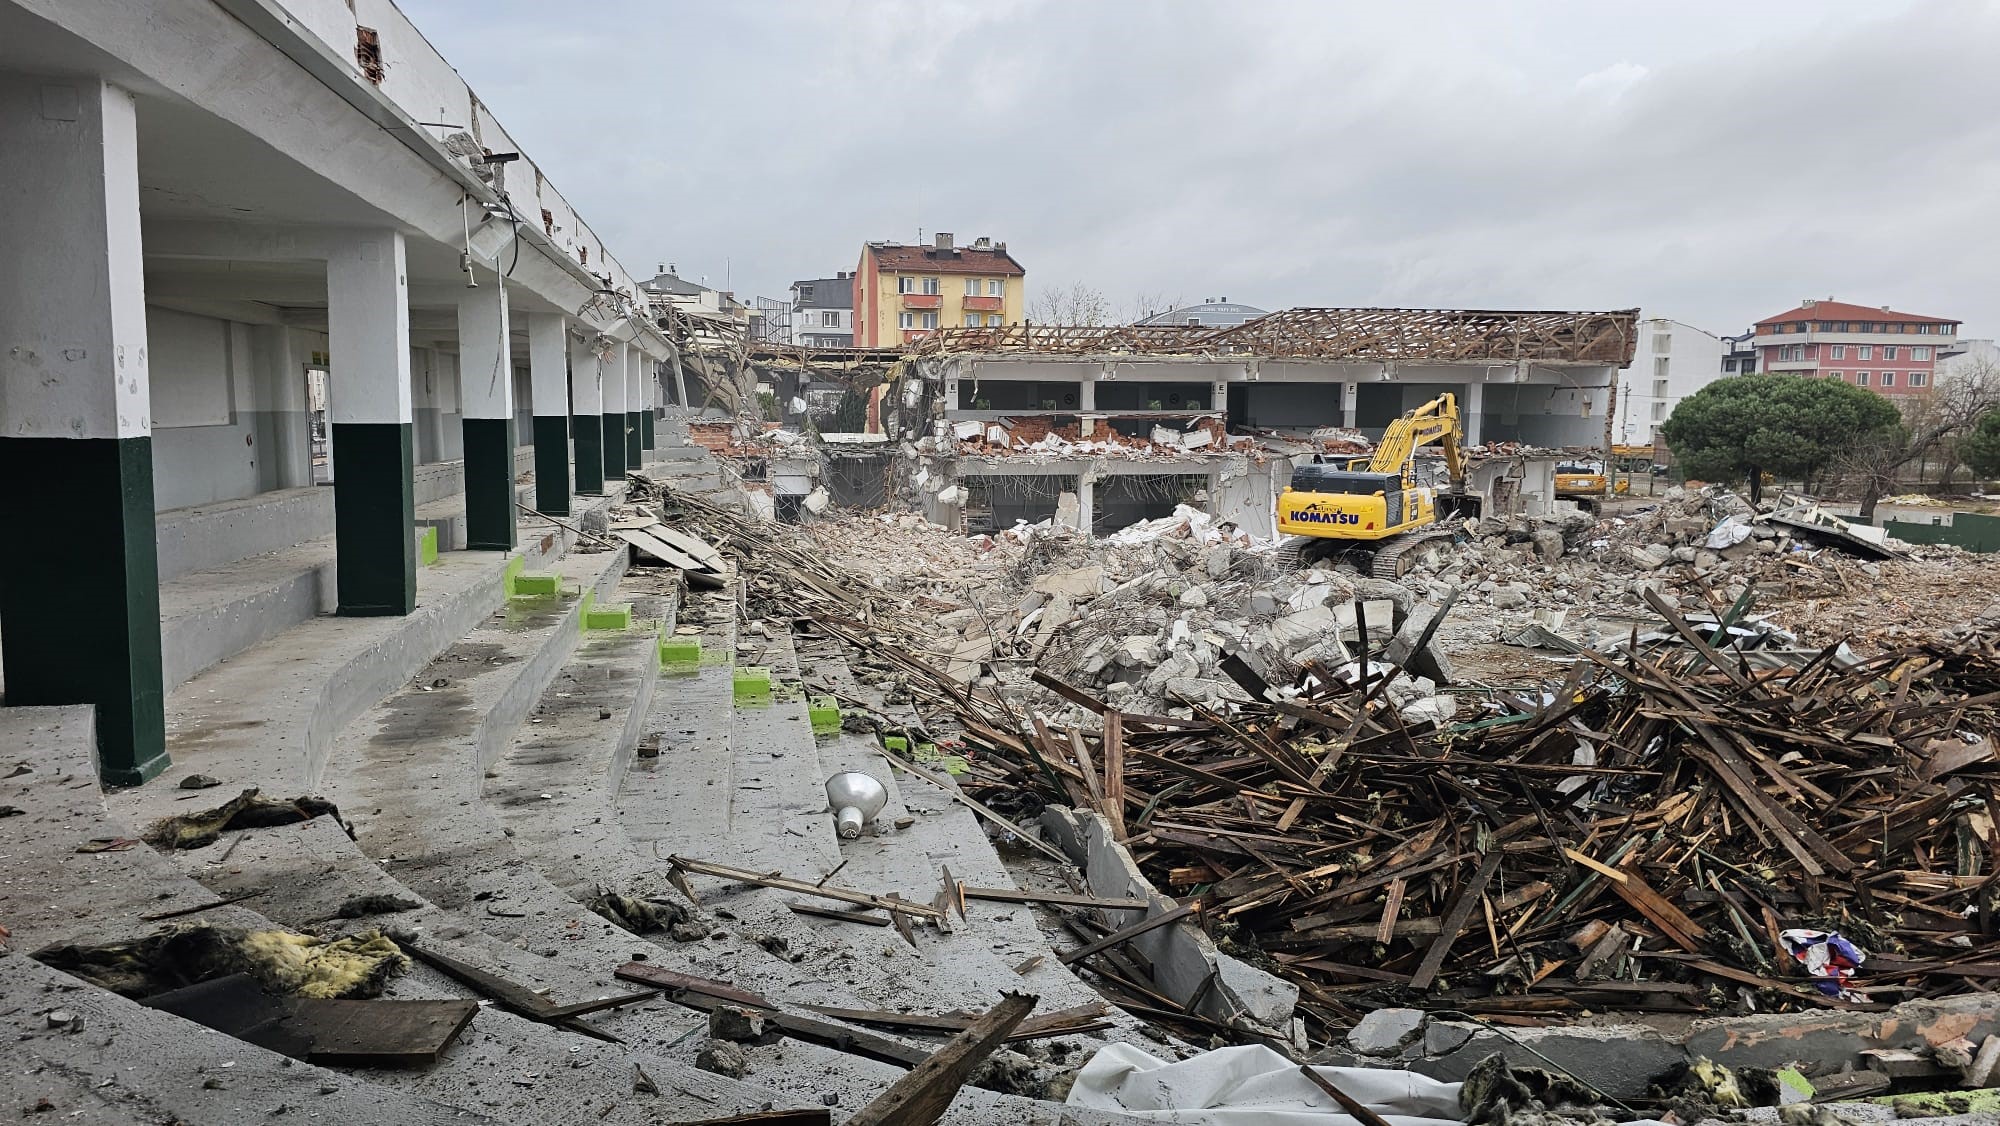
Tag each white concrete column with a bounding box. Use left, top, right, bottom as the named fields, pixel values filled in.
left=1076, top=475, right=1096, bottom=534
left=1341, top=382, right=1358, bottom=428
left=526, top=313, right=571, bottom=514
left=601, top=341, right=627, bottom=482
left=569, top=331, right=605, bottom=494
left=624, top=345, right=643, bottom=469
left=326, top=227, right=415, bottom=616
left=0, top=76, right=167, bottom=784
left=1462, top=381, right=1485, bottom=446
left=455, top=284, right=515, bottom=550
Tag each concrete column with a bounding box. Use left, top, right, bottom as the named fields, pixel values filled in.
left=527, top=312, right=570, bottom=515
left=602, top=343, right=627, bottom=482
left=1462, top=381, right=1485, bottom=446
left=569, top=333, right=604, bottom=494
left=1341, top=382, right=1358, bottom=428
left=624, top=345, right=644, bottom=470
left=327, top=229, right=417, bottom=616
left=1077, top=476, right=1096, bottom=534
left=0, top=77, right=166, bottom=784
left=456, top=283, right=515, bottom=550
left=1078, top=379, right=1096, bottom=411
left=641, top=357, right=657, bottom=450
left=668, top=346, right=690, bottom=409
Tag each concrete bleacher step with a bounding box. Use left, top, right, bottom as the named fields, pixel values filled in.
left=790, top=634, right=1164, bottom=1042
left=0, top=707, right=501, bottom=1125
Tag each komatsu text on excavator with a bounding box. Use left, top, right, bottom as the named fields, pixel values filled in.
left=1275, top=393, right=1481, bottom=577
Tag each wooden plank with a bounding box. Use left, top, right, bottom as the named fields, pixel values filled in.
left=788, top=901, right=891, bottom=927
left=1103, top=710, right=1129, bottom=841
left=1298, top=1065, right=1397, bottom=1126
left=845, top=993, right=1038, bottom=1126
left=668, top=855, right=949, bottom=921
left=613, top=961, right=771, bottom=1008
left=1563, top=848, right=1629, bottom=884
left=798, top=1001, right=1111, bottom=1042
left=1608, top=868, right=1708, bottom=952
left=1408, top=850, right=1504, bottom=991
left=959, top=885, right=1151, bottom=911
left=1059, top=903, right=1197, bottom=966
left=288, top=997, right=480, bottom=1066
left=879, top=751, right=1073, bottom=864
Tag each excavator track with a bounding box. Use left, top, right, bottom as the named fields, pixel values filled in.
left=1365, top=529, right=1456, bottom=578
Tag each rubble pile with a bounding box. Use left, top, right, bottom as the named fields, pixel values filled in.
left=640, top=473, right=2000, bottom=1057
left=943, top=414, right=1259, bottom=459
left=956, top=605, right=2000, bottom=1043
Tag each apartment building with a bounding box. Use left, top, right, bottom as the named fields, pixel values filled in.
left=853, top=233, right=1025, bottom=346
left=791, top=274, right=855, bottom=347
left=1753, top=299, right=1961, bottom=396
left=1620, top=318, right=1724, bottom=445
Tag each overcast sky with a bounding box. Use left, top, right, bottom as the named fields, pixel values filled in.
left=401, top=0, right=1999, bottom=336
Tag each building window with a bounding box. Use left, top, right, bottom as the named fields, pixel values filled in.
left=897, top=276, right=916, bottom=294
left=1856, top=345, right=1873, bottom=360
left=1780, top=344, right=1805, bottom=361
left=899, top=312, right=915, bottom=329
left=1652, top=378, right=1669, bottom=396
left=1911, top=371, right=1928, bottom=387
left=1851, top=371, right=1866, bottom=385
left=921, top=276, right=940, bottom=295
left=1650, top=402, right=1665, bottom=421
left=1654, top=356, right=1670, bottom=376
left=1830, top=345, right=1846, bottom=359
left=821, top=311, right=839, bottom=327
left=963, top=313, right=979, bottom=327
left=921, top=312, right=938, bottom=329
left=988, top=279, right=1004, bottom=297
left=1880, top=372, right=1895, bottom=387
left=1883, top=345, right=1899, bottom=360
left=964, top=278, right=979, bottom=296
left=987, top=314, right=1002, bottom=326
left=1653, top=333, right=1671, bottom=353
left=1913, top=346, right=1932, bottom=360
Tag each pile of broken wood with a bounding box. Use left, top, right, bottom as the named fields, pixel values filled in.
left=954, top=594, right=2000, bottom=1041
left=635, top=477, right=2000, bottom=1044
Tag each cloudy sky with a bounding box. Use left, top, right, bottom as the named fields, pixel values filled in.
left=402, top=0, right=2000, bottom=335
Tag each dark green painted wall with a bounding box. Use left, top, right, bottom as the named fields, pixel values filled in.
left=462, top=417, right=517, bottom=550
left=533, top=415, right=571, bottom=515
left=0, top=436, right=169, bottom=785
left=333, top=422, right=416, bottom=617
left=574, top=414, right=604, bottom=495
left=602, top=413, right=625, bottom=481
left=642, top=409, right=655, bottom=450
left=626, top=410, right=643, bottom=469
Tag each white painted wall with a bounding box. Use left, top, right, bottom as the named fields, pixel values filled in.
left=147, top=307, right=309, bottom=510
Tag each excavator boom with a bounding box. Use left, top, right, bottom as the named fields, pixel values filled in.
left=1366, top=393, right=1465, bottom=486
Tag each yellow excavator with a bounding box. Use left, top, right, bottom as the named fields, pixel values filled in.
left=1276, top=394, right=1481, bottom=577
left=1554, top=459, right=1630, bottom=512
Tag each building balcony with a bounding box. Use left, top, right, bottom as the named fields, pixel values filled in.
left=900, top=293, right=942, bottom=310
left=962, top=295, right=1002, bottom=312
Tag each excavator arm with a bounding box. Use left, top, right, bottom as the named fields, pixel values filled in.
left=1367, top=393, right=1464, bottom=488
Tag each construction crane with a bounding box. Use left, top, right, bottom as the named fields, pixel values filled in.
left=1276, top=393, right=1481, bottom=577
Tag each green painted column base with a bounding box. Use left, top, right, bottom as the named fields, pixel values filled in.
left=659, top=636, right=702, bottom=668
left=0, top=436, right=170, bottom=785
left=462, top=417, right=518, bottom=551
left=333, top=422, right=416, bottom=617
left=642, top=409, right=656, bottom=450
left=733, top=666, right=773, bottom=705
left=626, top=410, right=643, bottom=469
left=532, top=414, right=571, bottom=516
left=808, top=695, right=841, bottom=735
left=573, top=413, right=605, bottom=495
left=602, top=413, right=626, bottom=482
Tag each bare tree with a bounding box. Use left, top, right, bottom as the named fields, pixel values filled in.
left=1027, top=281, right=1110, bottom=327
left=1836, top=358, right=2000, bottom=521
left=1122, top=290, right=1185, bottom=325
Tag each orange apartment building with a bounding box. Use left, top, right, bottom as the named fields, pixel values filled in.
left=852, top=233, right=1026, bottom=347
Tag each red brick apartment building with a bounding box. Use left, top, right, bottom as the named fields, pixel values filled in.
left=1753, top=299, right=1961, bottom=396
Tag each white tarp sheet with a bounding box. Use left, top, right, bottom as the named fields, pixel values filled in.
left=1068, top=1043, right=1467, bottom=1125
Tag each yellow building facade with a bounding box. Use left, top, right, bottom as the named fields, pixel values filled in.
left=853, top=233, right=1025, bottom=347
